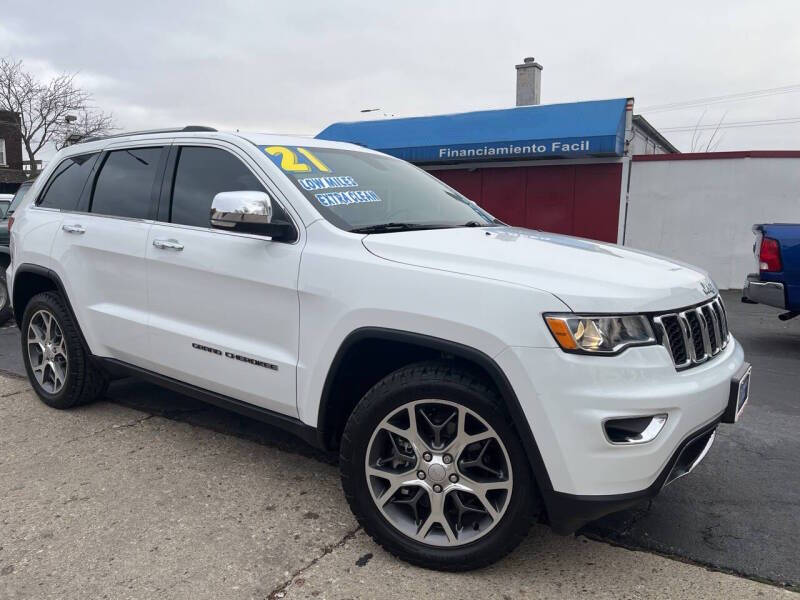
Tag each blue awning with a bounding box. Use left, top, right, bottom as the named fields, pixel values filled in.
left=316, top=98, right=629, bottom=163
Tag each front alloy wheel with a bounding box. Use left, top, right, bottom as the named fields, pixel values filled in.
left=366, top=399, right=513, bottom=546
left=340, top=361, right=535, bottom=571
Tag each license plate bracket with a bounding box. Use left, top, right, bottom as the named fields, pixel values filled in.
left=722, top=363, right=751, bottom=423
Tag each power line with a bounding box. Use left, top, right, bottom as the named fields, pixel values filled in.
left=659, top=115, right=800, bottom=133
left=640, top=84, right=800, bottom=111
left=639, top=84, right=800, bottom=113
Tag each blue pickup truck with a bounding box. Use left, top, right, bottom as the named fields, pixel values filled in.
left=743, top=223, right=800, bottom=320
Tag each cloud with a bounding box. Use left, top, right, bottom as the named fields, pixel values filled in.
left=2, top=0, right=800, bottom=155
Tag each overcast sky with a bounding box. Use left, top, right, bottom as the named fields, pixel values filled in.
left=2, top=0, right=799, bottom=156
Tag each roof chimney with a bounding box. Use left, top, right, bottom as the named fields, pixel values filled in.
left=515, top=57, right=543, bottom=106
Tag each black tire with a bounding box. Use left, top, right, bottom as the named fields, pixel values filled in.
left=0, top=270, right=12, bottom=326
left=20, top=291, right=108, bottom=409
left=340, top=360, right=536, bottom=571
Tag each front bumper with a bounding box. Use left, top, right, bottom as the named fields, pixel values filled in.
left=495, top=337, right=745, bottom=531
left=743, top=273, right=786, bottom=309
left=546, top=418, right=720, bottom=533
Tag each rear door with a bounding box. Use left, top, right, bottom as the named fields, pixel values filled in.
left=144, top=141, right=302, bottom=416
left=49, top=141, right=168, bottom=363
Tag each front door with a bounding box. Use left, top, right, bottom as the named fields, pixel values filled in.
left=144, top=143, right=302, bottom=416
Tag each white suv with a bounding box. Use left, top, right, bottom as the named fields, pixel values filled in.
left=6, top=127, right=750, bottom=570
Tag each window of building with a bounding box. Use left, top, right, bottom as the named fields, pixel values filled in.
left=169, top=146, right=271, bottom=228
left=91, top=147, right=163, bottom=219
left=37, top=153, right=100, bottom=211
left=0, top=139, right=6, bottom=166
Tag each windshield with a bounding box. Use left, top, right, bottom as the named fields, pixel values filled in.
left=259, top=145, right=496, bottom=232
left=8, top=183, right=32, bottom=215
left=0, top=201, right=9, bottom=218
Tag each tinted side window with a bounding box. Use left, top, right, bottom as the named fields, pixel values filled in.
left=91, top=147, right=163, bottom=219
left=9, top=182, right=32, bottom=213
left=169, top=147, right=266, bottom=228
left=38, top=153, right=98, bottom=210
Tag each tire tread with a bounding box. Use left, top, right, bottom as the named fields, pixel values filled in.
left=0, top=271, right=12, bottom=326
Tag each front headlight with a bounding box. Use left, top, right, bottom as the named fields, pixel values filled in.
left=544, top=314, right=656, bottom=355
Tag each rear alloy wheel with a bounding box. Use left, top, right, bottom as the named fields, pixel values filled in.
left=340, top=361, right=535, bottom=571
left=366, top=399, right=513, bottom=546
left=27, top=309, right=69, bottom=394
left=21, top=291, right=108, bottom=409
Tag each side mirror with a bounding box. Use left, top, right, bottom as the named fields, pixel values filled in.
left=210, top=191, right=295, bottom=241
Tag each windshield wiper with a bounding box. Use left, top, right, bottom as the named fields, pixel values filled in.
left=350, top=222, right=452, bottom=234
left=461, top=220, right=505, bottom=228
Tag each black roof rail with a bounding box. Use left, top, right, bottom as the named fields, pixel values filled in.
left=83, top=125, right=218, bottom=143
left=181, top=125, right=218, bottom=132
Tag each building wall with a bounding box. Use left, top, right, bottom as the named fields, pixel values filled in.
left=629, top=126, right=672, bottom=155
left=629, top=116, right=678, bottom=156
left=624, top=153, right=800, bottom=289
left=0, top=110, right=23, bottom=169
left=430, top=162, right=623, bottom=243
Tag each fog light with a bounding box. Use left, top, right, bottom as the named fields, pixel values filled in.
left=604, top=414, right=667, bottom=445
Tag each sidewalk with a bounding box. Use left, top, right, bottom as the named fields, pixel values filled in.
left=0, top=376, right=792, bottom=599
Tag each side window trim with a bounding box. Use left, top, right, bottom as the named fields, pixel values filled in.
left=149, top=146, right=171, bottom=221
left=156, top=145, right=178, bottom=223
left=77, top=150, right=107, bottom=213
left=75, top=151, right=105, bottom=213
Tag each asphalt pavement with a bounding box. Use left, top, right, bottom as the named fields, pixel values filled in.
left=586, top=291, right=800, bottom=588
left=0, top=290, right=797, bottom=595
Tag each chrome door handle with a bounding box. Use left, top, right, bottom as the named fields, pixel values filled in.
left=153, top=238, right=184, bottom=251
left=62, top=224, right=85, bottom=234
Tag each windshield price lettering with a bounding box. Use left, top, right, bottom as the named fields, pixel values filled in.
left=262, top=145, right=331, bottom=173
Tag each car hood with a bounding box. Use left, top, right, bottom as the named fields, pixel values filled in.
left=362, top=227, right=716, bottom=313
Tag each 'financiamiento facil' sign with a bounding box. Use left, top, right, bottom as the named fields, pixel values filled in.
left=383, top=136, right=618, bottom=163
left=436, top=139, right=593, bottom=160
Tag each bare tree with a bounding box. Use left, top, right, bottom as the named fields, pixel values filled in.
left=0, top=58, right=115, bottom=176
left=689, top=109, right=727, bottom=153
left=703, top=111, right=728, bottom=152
left=689, top=109, right=707, bottom=153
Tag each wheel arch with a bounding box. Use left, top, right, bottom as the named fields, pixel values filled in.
left=12, top=264, right=90, bottom=351
left=0, top=247, right=10, bottom=271
left=317, top=327, right=556, bottom=504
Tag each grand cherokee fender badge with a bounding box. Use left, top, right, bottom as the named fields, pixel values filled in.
left=191, top=343, right=278, bottom=371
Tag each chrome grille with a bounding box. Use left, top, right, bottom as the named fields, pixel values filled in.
left=653, top=297, right=730, bottom=370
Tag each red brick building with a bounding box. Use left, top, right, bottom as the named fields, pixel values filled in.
left=0, top=110, right=27, bottom=194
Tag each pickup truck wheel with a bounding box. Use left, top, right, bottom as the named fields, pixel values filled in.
left=340, top=361, right=534, bottom=571
left=21, top=291, right=108, bottom=409
left=0, top=271, right=12, bottom=326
